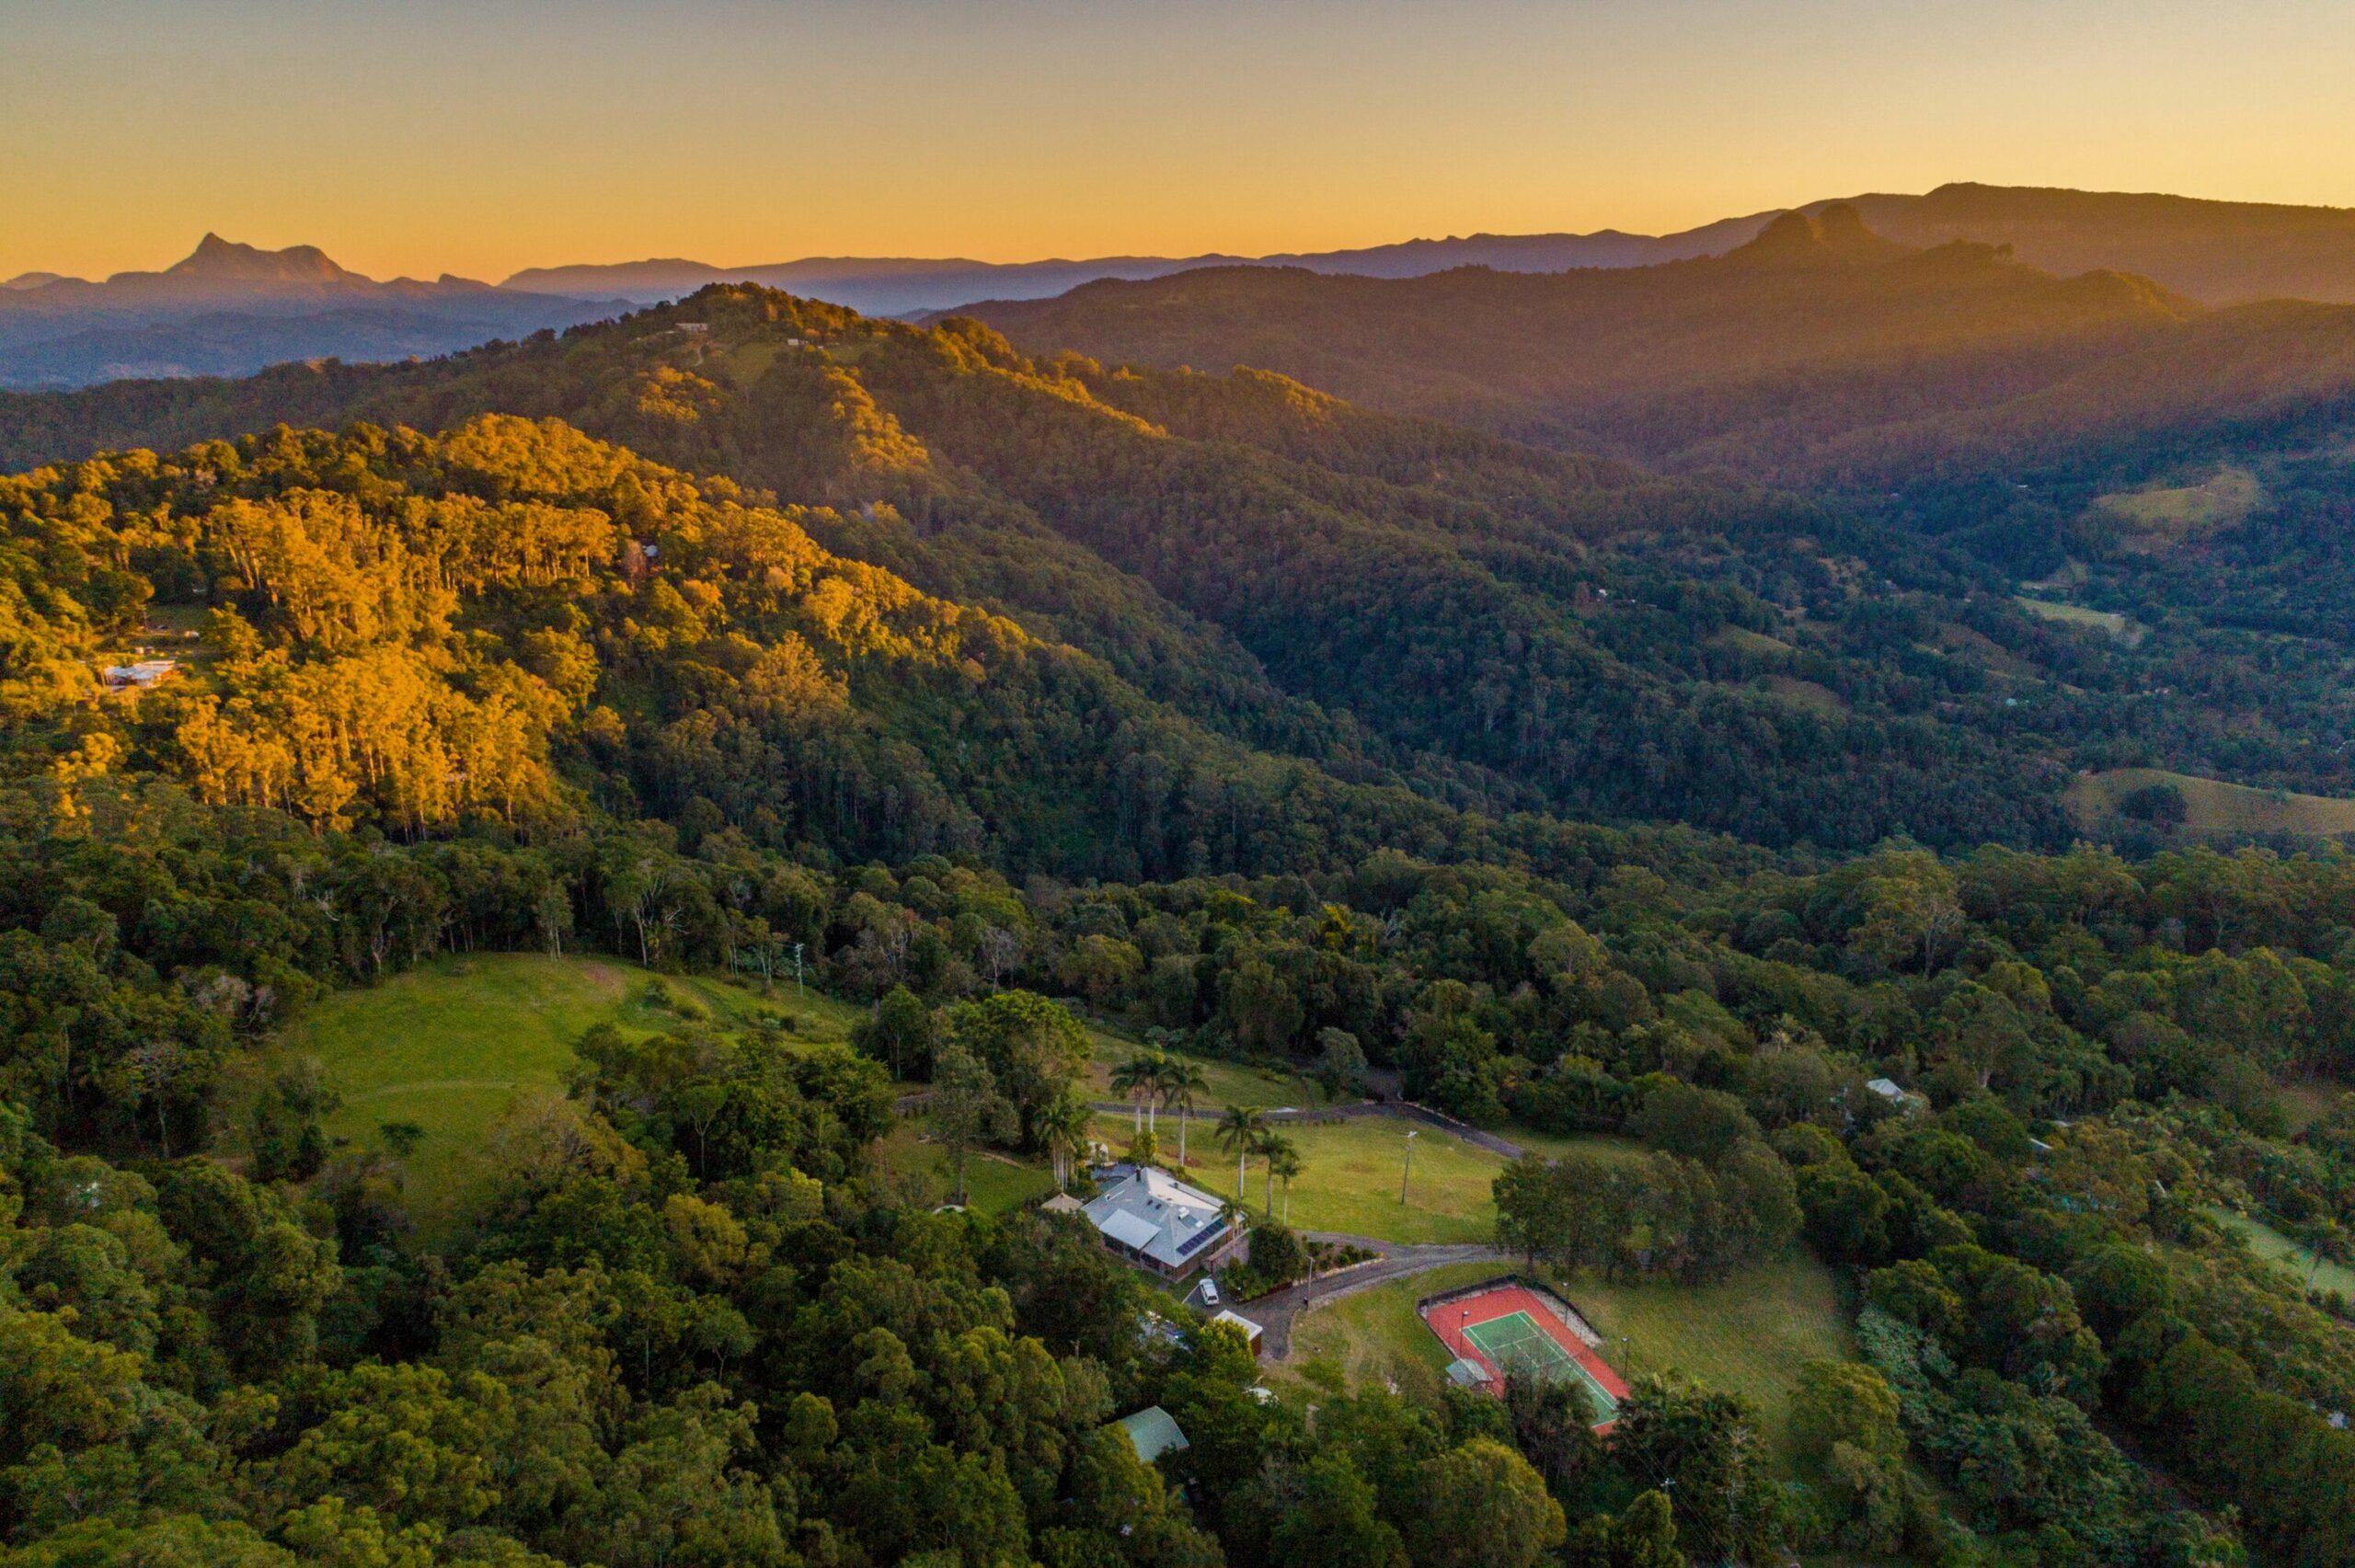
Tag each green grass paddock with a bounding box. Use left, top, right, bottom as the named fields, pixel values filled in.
left=276, top=953, right=858, bottom=1211
left=1286, top=1253, right=1855, bottom=1476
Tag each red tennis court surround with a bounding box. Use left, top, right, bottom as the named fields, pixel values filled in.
left=1419, top=1282, right=1629, bottom=1425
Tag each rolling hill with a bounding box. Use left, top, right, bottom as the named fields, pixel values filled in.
left=958, top=206, right=2246, bottom=475
left=505, top=182, right=2355, bottom=314
left=16, top=279, right=2355, bottom=852
left=0, top=283, right=2124, bottom=854
left=1826, top=182, right=2355, bottom=305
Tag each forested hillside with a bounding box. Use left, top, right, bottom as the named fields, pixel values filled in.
left=962, top=207, right=2355, bottom=490
left=16, top=281, right=2355, bottom=853
left=8, top=285, right=2355, bottom=1566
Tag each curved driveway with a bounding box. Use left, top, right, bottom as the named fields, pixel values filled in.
left=1248, top=1233, right=1514, bottom=1360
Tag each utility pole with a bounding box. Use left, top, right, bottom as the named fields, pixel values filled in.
left=793, top=943, right=805, bottom=997
left=1400, top=1127, right=1419, bottom=1205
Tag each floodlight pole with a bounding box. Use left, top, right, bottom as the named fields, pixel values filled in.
left=1401, top=1128, right=1419, bottom=1205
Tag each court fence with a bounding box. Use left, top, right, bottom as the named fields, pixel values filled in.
left=1414, top=1272, right=1604, bottom=1348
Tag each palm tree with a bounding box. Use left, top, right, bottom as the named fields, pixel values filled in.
left=1143, top=1051, right=1173, bottom=1138
left=1267, top=1139, right=1304, bottom=1223
left=1109, top=1053, right=1157, bottom=1135
left=1034, top=1092, right=1091, bottom=1191
left=1163, top=1059, right=1208, bottom=1167
left=1258, top=1130, right=1296, bottom=1217
left=1214, top=1104, right=1267, bottom=1206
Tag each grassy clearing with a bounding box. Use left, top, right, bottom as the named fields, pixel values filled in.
left=1083, top=1031, right=1326, bottom=1110
left=1761, top=674, right=1847, bottom=715
left=1708, top=626, right=1794, bottom=657
left=1930, top=622, right=2037, bottom=679
left=2209, top=1207, right=2355, bottom=1298
left=2017, top=557, right=2089, bottom=594
left=1090, top=1113, right=1536, bottom=1243
left=2096, top=465, right=2264, bottom=549
left=873, top=1121, right=1060, bottom=1215
left=1558, top=1256, right=1855, bottom=1471
left=2276, top=1079, right=2348, bottom=1136
left=1284, top=1253, right=1855, bottom=1476
left=1283, top=1260, right=1491, bottom=1383
left=2065, top=766, right=2355, bottom=841
left=2014, top=595, right=2147, bottom=647
left=278, top=953, right=851, bottom=1208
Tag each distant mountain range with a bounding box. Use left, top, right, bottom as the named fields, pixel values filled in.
left=507, top=183, right=2355, bottom=315
left=0, top=235, right=631, bottom=390
left=9, top=182, right=2354, bottom=391
left=959, top=202, right=2355, bottom=488
left=499, top=210, right=1779, bottom=315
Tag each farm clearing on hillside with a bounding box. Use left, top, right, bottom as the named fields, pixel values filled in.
left=1281, top=1254, right=1854, bottom=1476
left=276, top=954, right=858, bottom=1208
left=2065, top=767, right=2355, bottom=841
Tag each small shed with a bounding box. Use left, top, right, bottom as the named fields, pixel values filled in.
left=1040, top=1192, right=1086, bottom=1217
left=1212, top=1309, right=1265, bottom=1358
left=1114, top=1405, right=1189, bottom=1465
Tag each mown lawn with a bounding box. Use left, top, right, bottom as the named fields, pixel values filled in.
left=1560, top=1255, right=1856, bottom=1471
left=1283, top=1260, right=1487, bottom=1384
left=277, top=953, right=858, bottom=1209
left=2209, top=1207, right=2355, bottom=1298
left=1285, top=1253, right=1856, bottom=1476
left=872, top=1120, right=1061, bottom=1215
left=1088, top=1113, right=1617, bottom=1244
left=1083, top=1031, right=1327, bottom=1111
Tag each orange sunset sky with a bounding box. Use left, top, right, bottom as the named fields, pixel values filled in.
left=6, top=0, right=2352, bottom=282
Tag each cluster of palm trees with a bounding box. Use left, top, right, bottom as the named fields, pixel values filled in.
left=1109, top=1048, right=1211, bottom=1165
left=1212, top=1104, right=1304, bottom=1224
left=1103, top=1048, right=1304, bottom=1220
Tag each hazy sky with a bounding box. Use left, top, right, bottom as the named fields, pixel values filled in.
left=6, top=0, right=2351, bottom=282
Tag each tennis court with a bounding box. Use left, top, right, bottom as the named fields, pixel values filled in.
left=1421, top=1281, right=1628, bottom=1425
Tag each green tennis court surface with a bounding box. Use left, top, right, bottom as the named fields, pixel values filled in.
left=1464, top=1310, right=1621, bottom=1418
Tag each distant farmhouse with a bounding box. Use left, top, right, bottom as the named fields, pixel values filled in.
left=1081, top=1163, right=1246, bottom=1279
left=1866, top=1077, right=1928, bottom=1115
left=102, top=658, right=178, bottom=692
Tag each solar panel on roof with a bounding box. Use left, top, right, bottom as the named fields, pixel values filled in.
left=1175, top=1219, right=1227, bottom=1257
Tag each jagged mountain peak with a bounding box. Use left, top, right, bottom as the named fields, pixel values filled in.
left=160, top=233, right=360, bottom=284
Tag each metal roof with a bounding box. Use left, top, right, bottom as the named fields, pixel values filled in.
left=1082, top=1165, right=1233, bottom=1269
left=1115, top=1405, right=1189, bottom=1463
left=1101, top=1208, right=1162, bottom=1252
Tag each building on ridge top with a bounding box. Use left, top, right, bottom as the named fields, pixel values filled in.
left=1081, top=1162, right=1246, bottom=1279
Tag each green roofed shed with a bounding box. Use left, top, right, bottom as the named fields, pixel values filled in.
left=1114, top=1404, right=1189, bottom=1464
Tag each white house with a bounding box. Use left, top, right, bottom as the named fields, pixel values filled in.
left=1082, top=1163, right=1246, bottom=1279
left=102, top=658, right=178, bottom=692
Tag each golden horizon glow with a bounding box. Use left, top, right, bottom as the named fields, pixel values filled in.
left=6, top=0, right=2352, bottom=284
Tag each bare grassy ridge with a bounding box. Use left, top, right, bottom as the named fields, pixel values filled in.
left=2095, top=465, right=2265, bottom=550
left=2066, top=766, right=2355, bottom=840
left=2013, top=594, right=2146, bottom=646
